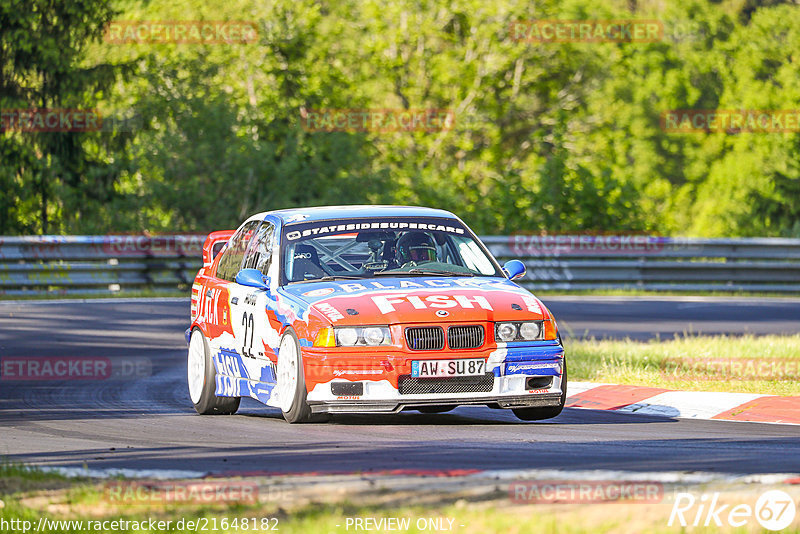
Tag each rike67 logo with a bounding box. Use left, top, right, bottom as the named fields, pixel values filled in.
left=669, top=490, right=797, bottom=531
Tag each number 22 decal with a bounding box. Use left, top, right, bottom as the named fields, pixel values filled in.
left=241, top=312, right=255, bottom=358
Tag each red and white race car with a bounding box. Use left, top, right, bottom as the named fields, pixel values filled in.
left=187, top=205, right=566, bottom=422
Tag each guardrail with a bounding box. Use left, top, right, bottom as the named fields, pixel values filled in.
left=1, top=234, right=799, bottom=295
left=0, top=235, right=205, bottom=296
left=485, top=235, right=800, bottom=293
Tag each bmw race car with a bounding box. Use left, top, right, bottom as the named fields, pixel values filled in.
left=187, top=206, right=566, bottom=423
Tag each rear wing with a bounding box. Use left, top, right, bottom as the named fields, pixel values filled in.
left=202, top=230, right=235, bottom=266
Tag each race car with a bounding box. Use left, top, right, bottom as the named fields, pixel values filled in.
left=187, top=205, right=566, bottom=423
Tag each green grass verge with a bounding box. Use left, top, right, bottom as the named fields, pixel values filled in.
left=2, top=462, right=798, bottom=534
left=566, top=334, right=800, bottom=395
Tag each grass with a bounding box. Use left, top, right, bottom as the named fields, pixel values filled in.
left=2, top=462, right=798, bottom=534
left=566, top=334, right=800, bottom=396
left=0, top=462, right=73, bottom=496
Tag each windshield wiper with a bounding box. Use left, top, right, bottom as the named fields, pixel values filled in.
left=317, top=275, right=364, bottom=281
left=374, top=268, right=474, bottom=277
left=408, top=268, right=475, bottom=277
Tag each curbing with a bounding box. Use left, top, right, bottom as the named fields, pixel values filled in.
left=566, top=381, right=800, bottom=425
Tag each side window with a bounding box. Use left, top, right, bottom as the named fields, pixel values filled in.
left=216, top=220, right=260, bottom=281
left=241, top=222, right=276, bottom=277
left=454, top=236, right=496, bottom=275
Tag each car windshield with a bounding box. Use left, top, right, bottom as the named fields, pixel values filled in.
left=281, top=217, right=502, bottom=284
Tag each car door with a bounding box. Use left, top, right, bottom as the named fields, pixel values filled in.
left=227, top=220, right=281, bottom=405
left=198, top=219, right=260, bottom=398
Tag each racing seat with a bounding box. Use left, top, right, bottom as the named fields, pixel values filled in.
left=289, top=244, right=328, bottom=282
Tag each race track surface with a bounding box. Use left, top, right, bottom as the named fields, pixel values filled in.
left=544, top=295, right=800, bottom=340
left=0, top=298, right=798, bottom=476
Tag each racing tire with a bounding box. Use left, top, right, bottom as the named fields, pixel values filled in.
left=512, top=358, right=567, bottom=422
left=188, top=328, right=240, bottom=415
left=277, top=327, right=321, bottom=424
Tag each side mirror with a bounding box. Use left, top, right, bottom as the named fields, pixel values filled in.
left=235, top=268, right=269, bottom=290
left=502, top=259, right=526, bottom=281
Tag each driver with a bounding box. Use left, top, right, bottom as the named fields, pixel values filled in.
left=396, top=232, right=437, bottom=267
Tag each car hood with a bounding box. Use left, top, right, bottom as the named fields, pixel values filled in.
left=279, top=276, right=547, bottom=325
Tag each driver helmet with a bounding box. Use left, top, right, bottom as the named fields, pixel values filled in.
left=396, top=232, right=437, bottom=264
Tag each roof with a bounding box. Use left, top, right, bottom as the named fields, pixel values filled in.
left=260, top=205, right=459, bottom=224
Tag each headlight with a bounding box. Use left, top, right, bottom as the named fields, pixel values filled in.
left=334, top=326, right=391, bottom=347
left=336, top=328, right=359, bottom=346
left=495, top=321, right=545, bottom=342
left=496, top=323, right=518, bottom=342
left=519, top=322, right=541, bottom=340
left=363, top=327, right=387, bottom=345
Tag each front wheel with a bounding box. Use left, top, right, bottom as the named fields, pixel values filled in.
left=188, top=328, right=240, bottom=415
left=512, top=358, right=567, bottom=421
left=276, top=328, right=316, bottom=423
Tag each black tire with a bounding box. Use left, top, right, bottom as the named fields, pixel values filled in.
left=417, top=406, right=455, bottom=413
left=188, top=328, right=240, bottom=415
left=512, top=358, right=567, bottom=421
left=278, top=328, right=320, bottom=424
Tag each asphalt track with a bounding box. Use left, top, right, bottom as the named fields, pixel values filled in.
left=0, top=297, right=799, bottom=476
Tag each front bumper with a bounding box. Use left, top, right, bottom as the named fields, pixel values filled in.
left=303, top=341, right=565, bottom=414
left=311, top=394, right=564, bottom=414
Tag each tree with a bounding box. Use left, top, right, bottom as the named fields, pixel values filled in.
left=0, top=0, right=129, bottom=234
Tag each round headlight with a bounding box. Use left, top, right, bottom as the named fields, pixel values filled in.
left=496, top=323, right=517, bottom=342
left=519, top=322, right=541, bottom=340
left=336, top=328, right=359, bottom=346
left=363, top=327, right=386, bottom=345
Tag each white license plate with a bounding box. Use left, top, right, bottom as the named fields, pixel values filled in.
left=411, top=358, right=485, bottom=378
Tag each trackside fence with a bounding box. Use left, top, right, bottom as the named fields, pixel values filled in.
left=1, top=235, right=800, bottom=295
left=485, top=235, right=800, bottom=293
left=0, top=235, right=205, bottom=296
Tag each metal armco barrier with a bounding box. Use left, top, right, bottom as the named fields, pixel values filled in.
left=484, top=235, right=800, bottom=292
left=1, top=234, right=799, bottom=295
left=0, top=235, right=205, bottom=296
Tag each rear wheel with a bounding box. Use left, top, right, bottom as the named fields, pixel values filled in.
left=188, top=328, right=240, bottom=415
left=512, top=358, right=567, bottom=421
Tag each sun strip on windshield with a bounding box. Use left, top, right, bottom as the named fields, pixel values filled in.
left=283, top=217, right=467, bottom=241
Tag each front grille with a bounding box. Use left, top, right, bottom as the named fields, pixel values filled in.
left=447, top=325, right=484, bottom=349
left=405, top=325, right=485, bottom=351
left=405, top=327, right=445, bottom=351
left=398, top=372, right=495, bottom=395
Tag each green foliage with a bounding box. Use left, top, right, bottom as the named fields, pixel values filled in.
left=3, top=0, right=800, bottom=236
left=0, top=0, right=132, bottom=234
